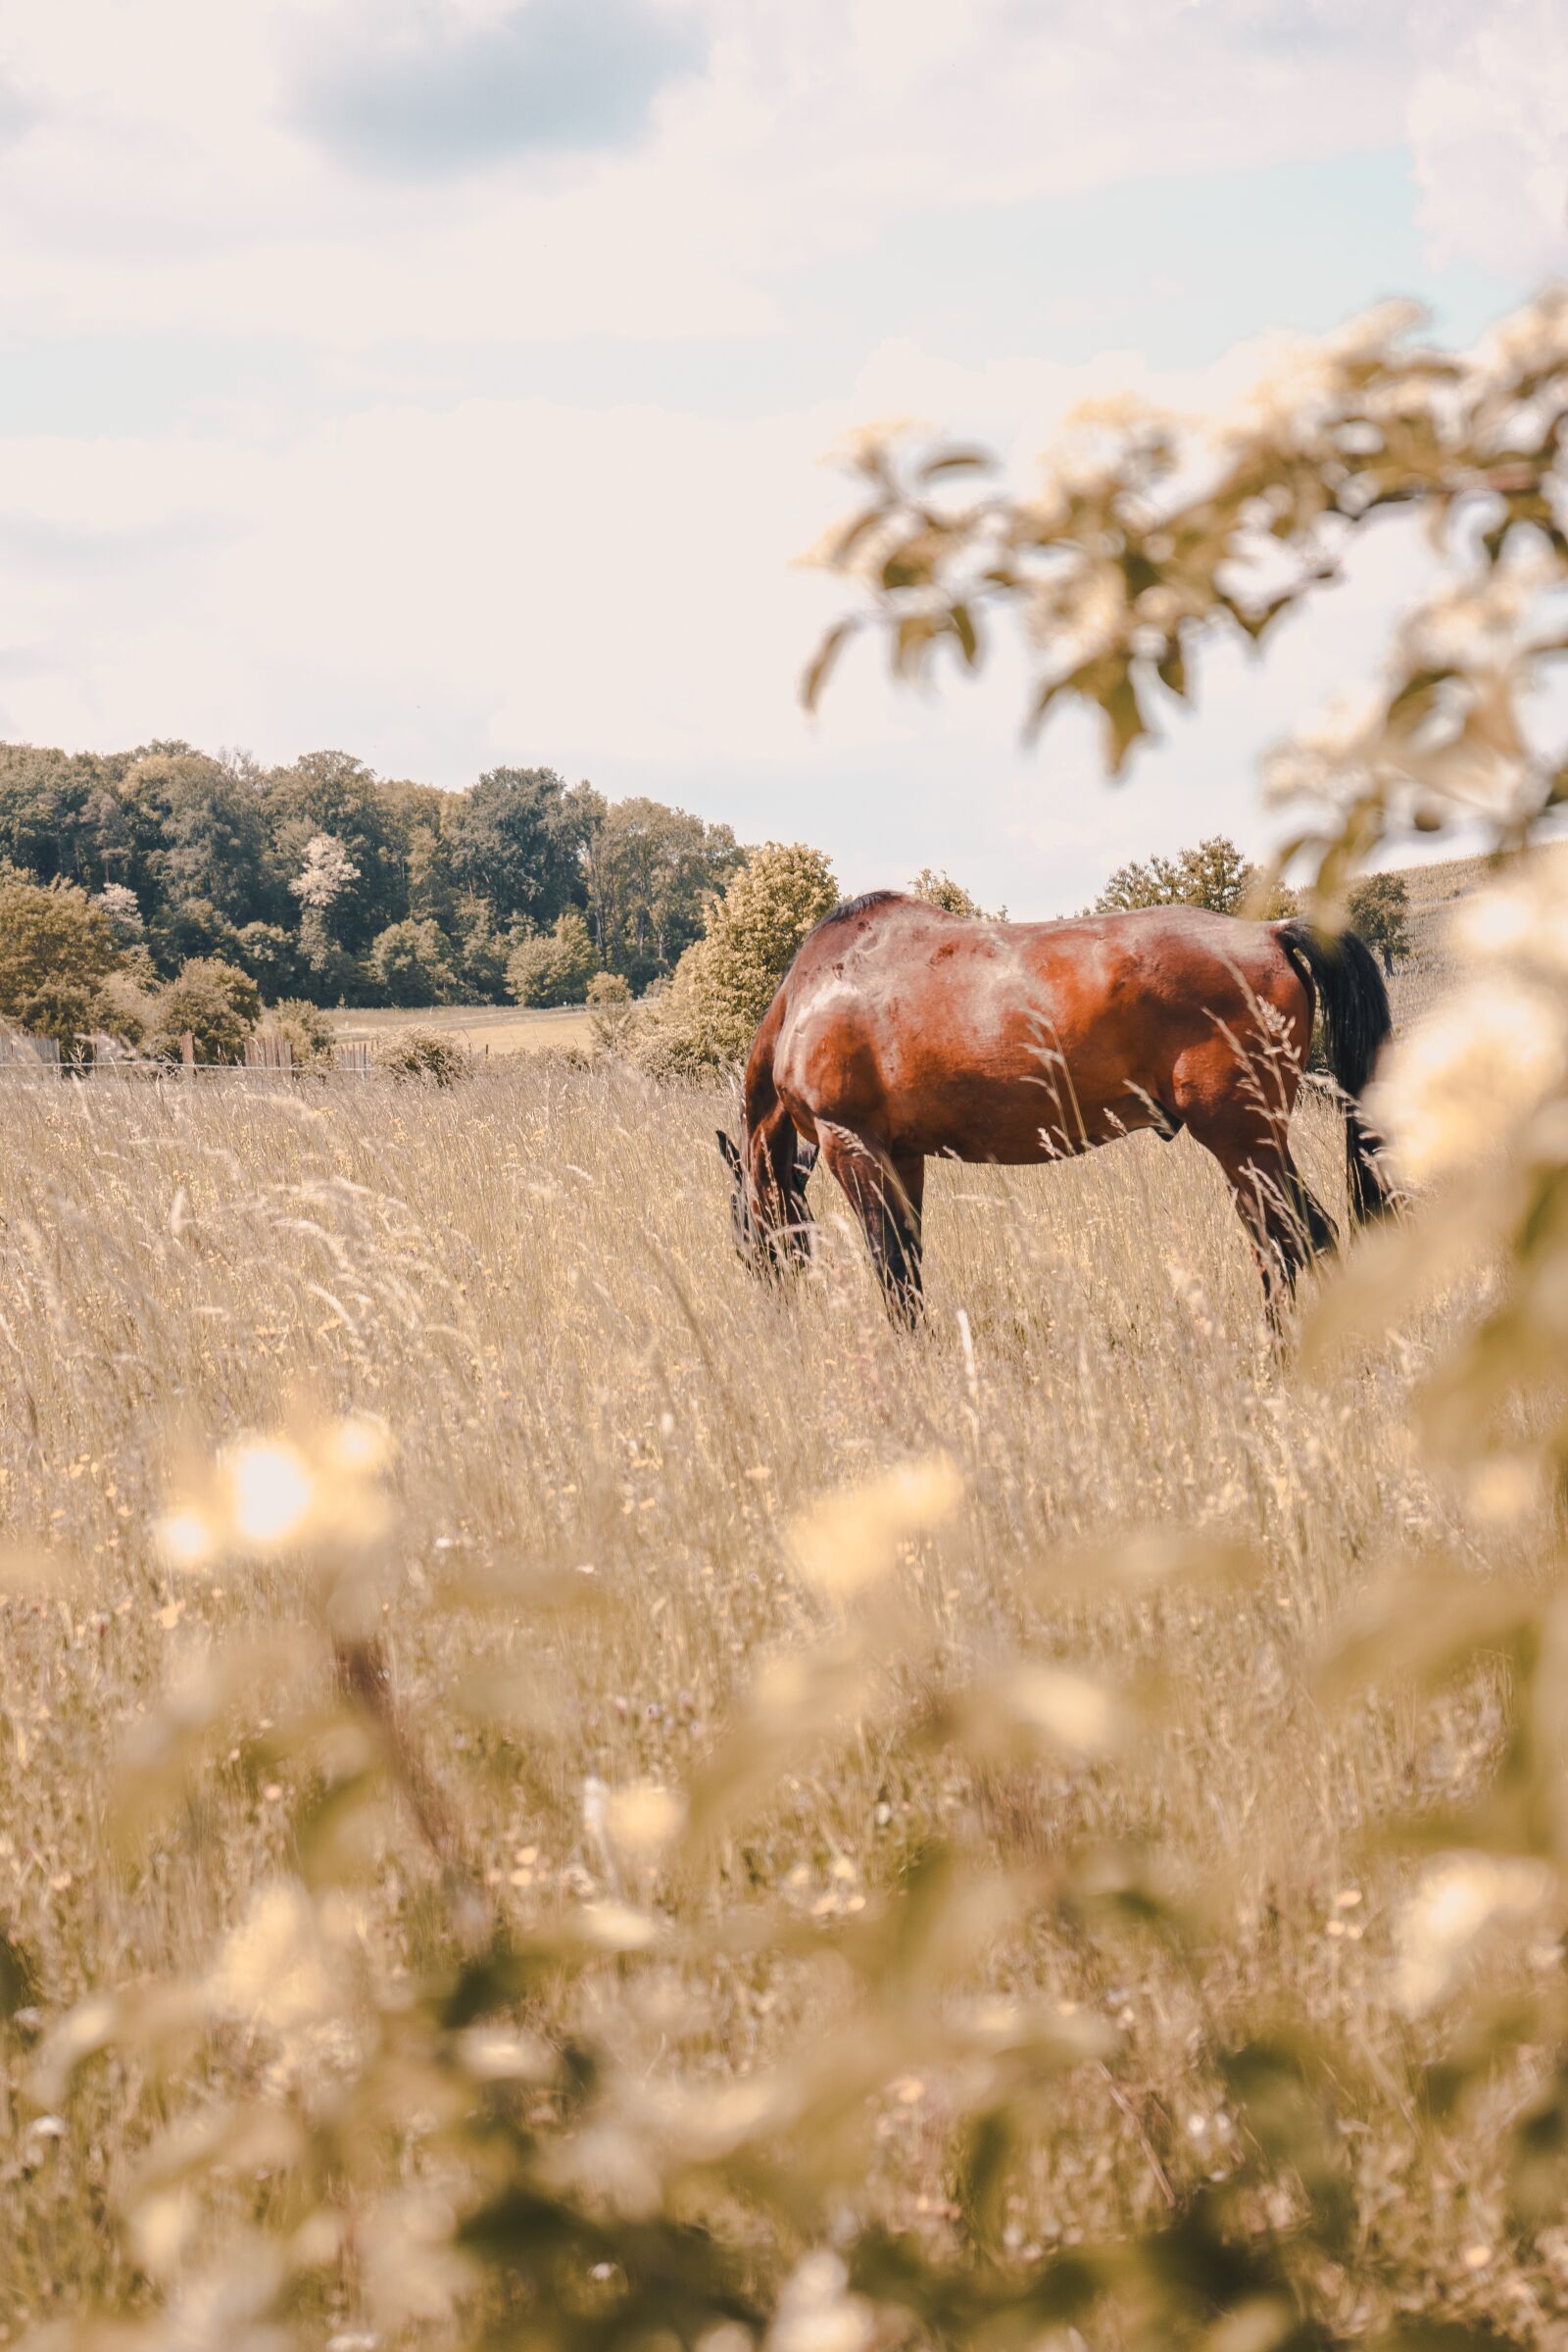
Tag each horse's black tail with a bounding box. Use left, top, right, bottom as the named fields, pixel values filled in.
left=1274, top=918, right=1394, bottom=1224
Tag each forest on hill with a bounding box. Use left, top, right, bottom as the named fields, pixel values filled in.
left=0, top=739, right=744, bottom=1008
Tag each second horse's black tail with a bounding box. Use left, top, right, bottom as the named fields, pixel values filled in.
left=1275, top=918, right=1395, bottom=1223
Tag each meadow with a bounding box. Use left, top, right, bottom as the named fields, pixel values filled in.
left=2, top=906, right=1562, bottom=2343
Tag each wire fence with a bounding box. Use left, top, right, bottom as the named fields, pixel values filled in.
left=0, top=1030, right=376, bottom=1078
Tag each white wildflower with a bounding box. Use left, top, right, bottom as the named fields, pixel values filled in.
left=578, top=1900, right=662, bottom=1953
left=322, top=1413, right=394, bottom=1475
left=581, top=1773, right=610, bottom=1859
left=128, top=2187, right=196, bottom=2279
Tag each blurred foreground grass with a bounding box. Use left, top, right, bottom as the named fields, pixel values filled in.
left=1, top=1042, right=1562, bottom=2343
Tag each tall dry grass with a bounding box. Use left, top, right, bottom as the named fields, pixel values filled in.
left=0, top=1045, right=1559, bottom=2335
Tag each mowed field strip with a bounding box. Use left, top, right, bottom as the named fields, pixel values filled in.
left=327, top=1003, right=597, bottom=1057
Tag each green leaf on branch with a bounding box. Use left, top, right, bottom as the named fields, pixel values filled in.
left=917, top=447, right=994, bottom=481
left=1101, top=668, right=1152, bottom=772
left=802, top=619, right=859, bottom=712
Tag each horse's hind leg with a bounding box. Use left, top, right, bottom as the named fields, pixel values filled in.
left=1195, top=1123, right=1338, bottom=1321
left=1175, top=1042, right=1338, bottom=1321
left=1281, top=1150, right=1339, bottom=1264
left=818, top=1130, right=925, bottom=1325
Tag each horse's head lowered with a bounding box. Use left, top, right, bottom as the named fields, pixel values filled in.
left=716, top=1127, right=817, bottom=1273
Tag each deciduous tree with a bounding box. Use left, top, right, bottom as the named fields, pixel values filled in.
left=630, top=841, right=837, bottom=1070
left=1094, top=835, right=1295, bottom=916
left=367, top=917, right=459, bottom=1007
left=444, top=766, right=582, bottom=928
left=147, top=957, right=262, bottom=1063
left=907, top=866, right=992, bottom=917
left=0, top=870, right=128, bottom=1054
left=580, top=793, right=744, bottom=987
left=1346, top=870, right=1412, bottom=973
left=506, top=910, right=599, bottom=1007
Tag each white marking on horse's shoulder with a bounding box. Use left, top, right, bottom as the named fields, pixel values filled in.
left=802, top=973, right=864, bottom=1014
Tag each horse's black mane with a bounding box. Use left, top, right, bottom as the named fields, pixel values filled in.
left=811, top=889, right=906, bottom=934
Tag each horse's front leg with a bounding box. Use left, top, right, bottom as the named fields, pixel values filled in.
left=818, top=1130, right=925, bottom=1326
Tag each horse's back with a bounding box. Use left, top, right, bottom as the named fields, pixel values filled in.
left=768, top=896, right=1307, bottom=1161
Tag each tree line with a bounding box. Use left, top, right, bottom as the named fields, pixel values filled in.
left=0, top=727, right=1415, bottom=1070
left=1091, top=833, right=1410, bottom=971
left=0, top=740, right=745, bottom=1010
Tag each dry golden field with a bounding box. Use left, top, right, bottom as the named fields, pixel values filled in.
left=1, top=981, right=1562, bottom=2345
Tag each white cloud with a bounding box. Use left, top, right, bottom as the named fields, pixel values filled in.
left=0, top=326, right=1455, bottom=914
left=0, top=0, right=1560, bottom=911
left=291, top=0, right=704, bottom=177
left=0, top=0, right=1503, bottom=348
left=1408, top=0, right=1568, bottom=277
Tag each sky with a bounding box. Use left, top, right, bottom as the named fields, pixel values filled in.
left=0, top=0, right=1564, bottom=914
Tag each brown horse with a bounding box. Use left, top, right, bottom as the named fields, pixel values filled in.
left=716, top=892, right=1392, bottom=1321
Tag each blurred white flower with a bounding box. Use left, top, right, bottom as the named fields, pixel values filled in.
left=155, top=1507, right=214, bottom=1573
left=604, top=1780, right=685, bottom=1864
left=1394, top=1852, right=1553, bottom=2014
left=455, top=2025, right=556, bottom=2084
left=788, top=1454, right=961, bottom=1595
left=322, top=1414, right=393, bottom=1475
left=768, top=2251, right=872, bottom=2352
left=1465, top=1454, right=1544, bottom=1526
left=989, top=1662, right=1123, bottom=1759
left=1449, top=845, right=1568, bottom=981
left=581, top=1773, right=611, bottom=1862
left=578, top=1900, right=662, bottom=1954
left=1367, top=970, right=1566, bottom=1184
left=209, top=1881, right=336, bottom=2035
left=128, top=2187, right=196, bottom=2280
left=222, top=1440, right=315, bottom=1549
left=1262, top=693, right=1384, bottom=806
left=1477, top=287, right=1568, bottom=387
left=1399, top=565, right=1540, bottom=672
left=362, top=2189, right=473, bottom=2331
